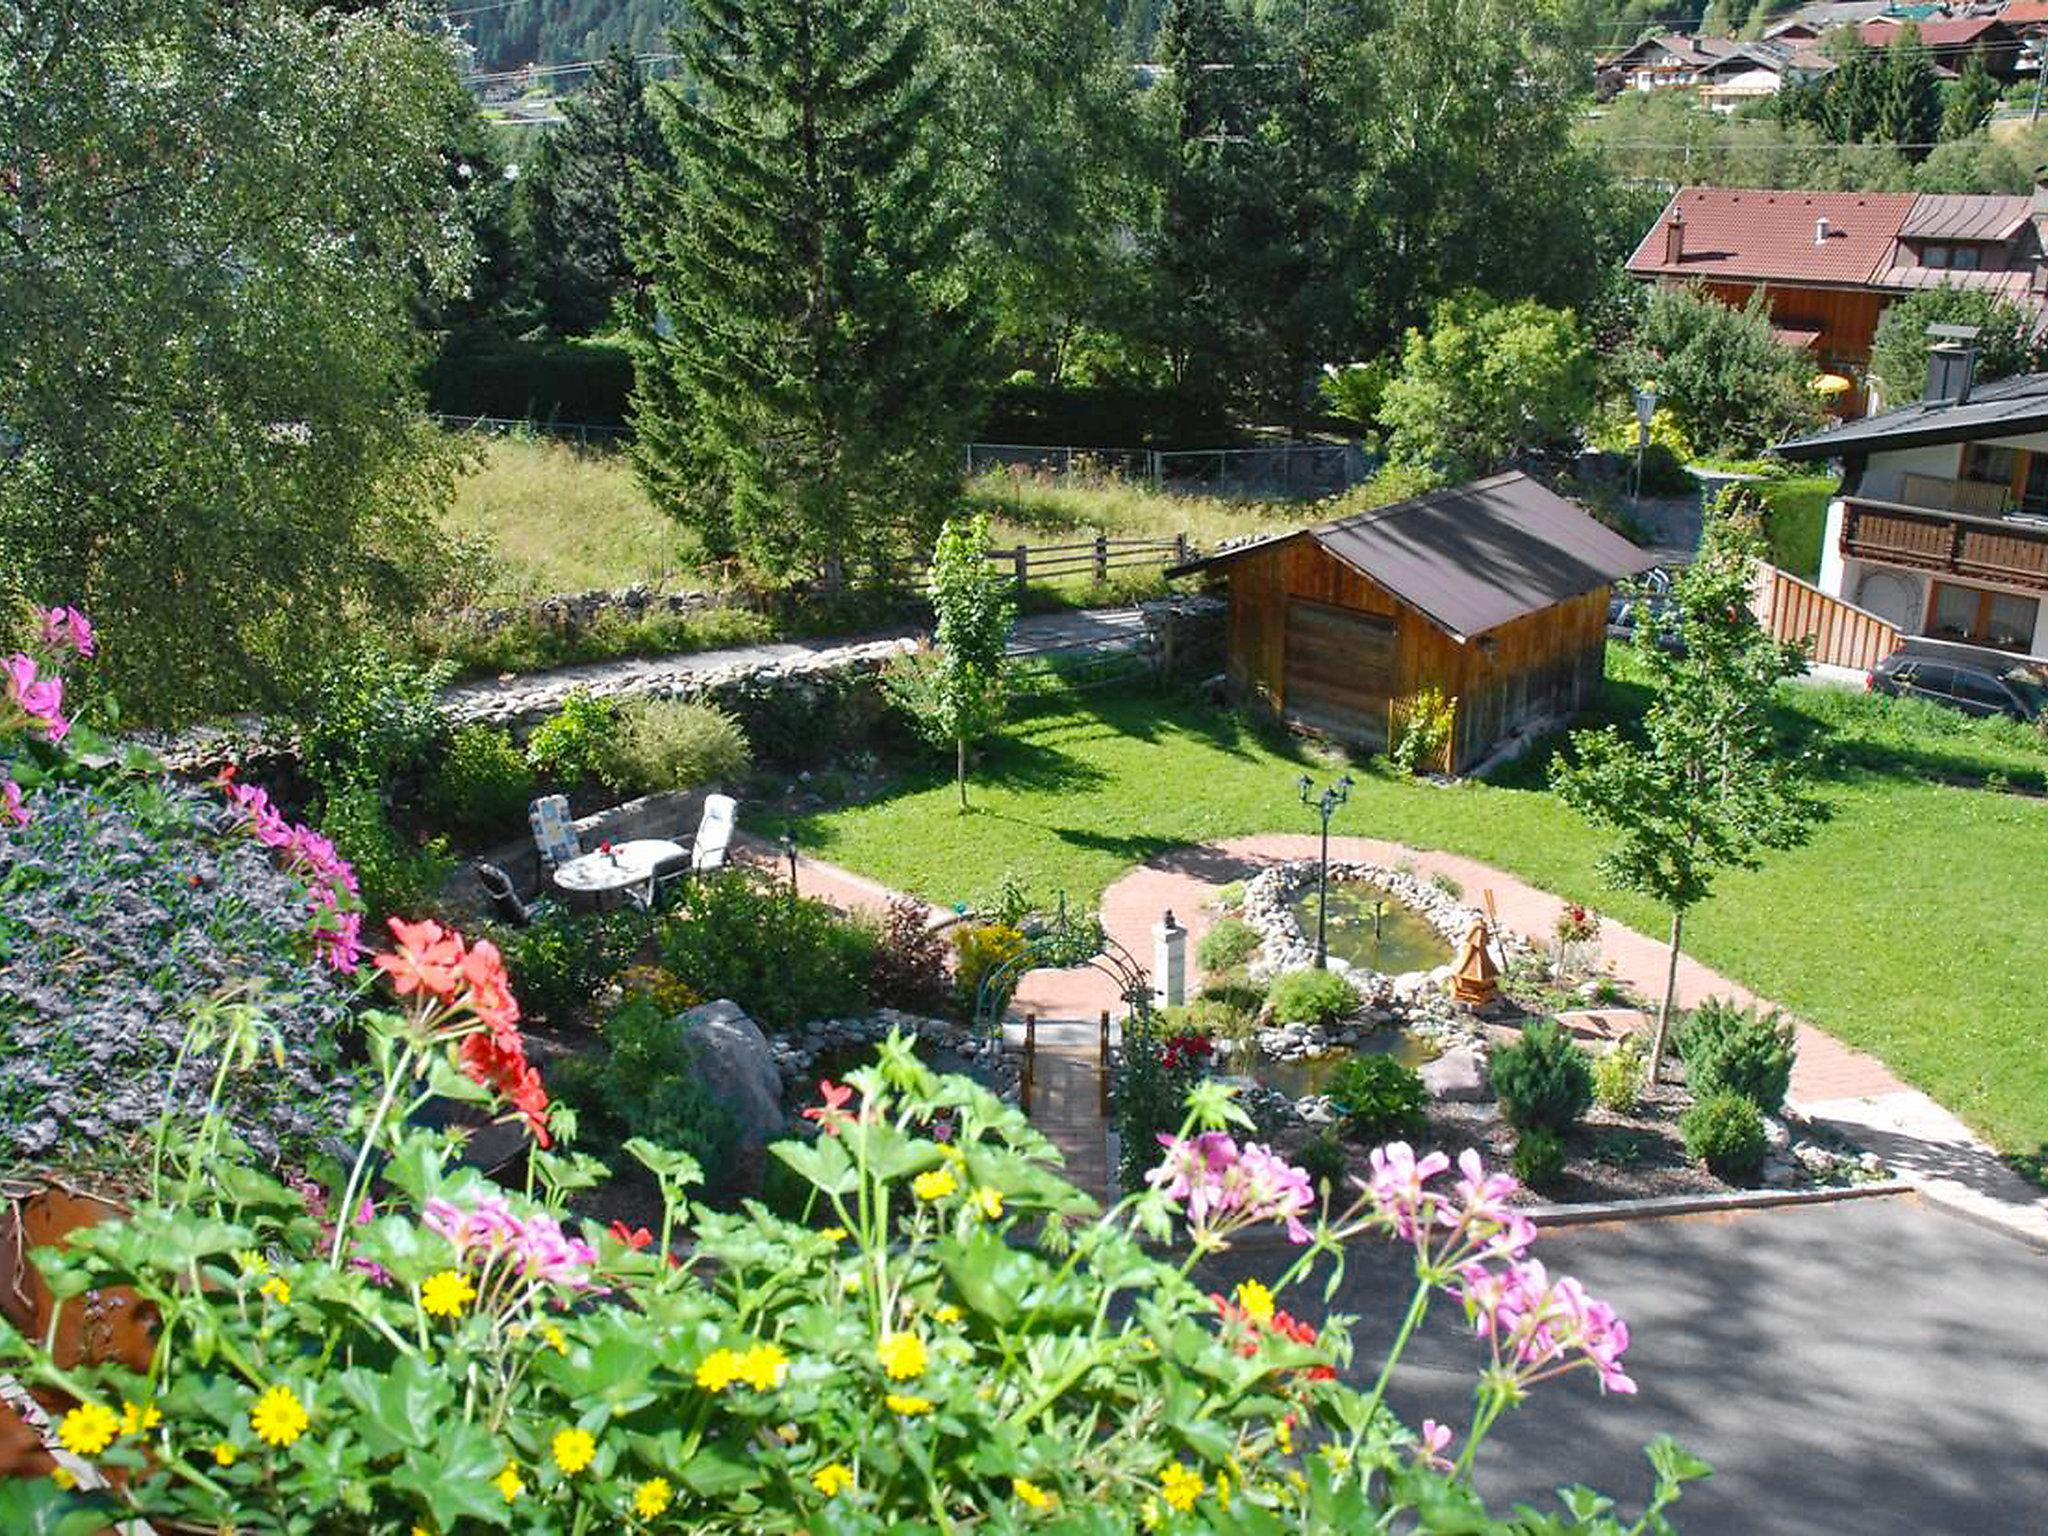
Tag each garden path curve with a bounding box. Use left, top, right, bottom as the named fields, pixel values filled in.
left=734, top=833, right=2048, bottom=1244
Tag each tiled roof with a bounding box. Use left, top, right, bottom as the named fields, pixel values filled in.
left=2001, top=0, right=2048, bottom=23
left=1860, top=15, right=2010, bottom=46
left=1899, top=194, right=2035, bottom=242
left=1626, top=187, right=1919, bottom=285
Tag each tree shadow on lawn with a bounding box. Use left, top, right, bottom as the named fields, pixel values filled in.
left=1023, top=682, right=1315, bottom=766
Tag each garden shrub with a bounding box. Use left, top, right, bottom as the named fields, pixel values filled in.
left=1199, top=975, right=1267, bottom=1016
left=1592, top=1036, right=1649, bottom=1116
left=1389, top=686, right=1457, bottom=776
left=295, top=641, right=451, bottom=796
left=1681, top=1090, right=1769, bottom=1184
left=1678, top=997, right=1796, bottom=1114
left=659, top=870, right=876, bottom=1029
left=952, top=922, right=1027, bottom=1016
left=598, top=697, right=752, bottom=797
left=1111, top=1014, right=1212, bottom=1192
left=524, top=689, right=620, bottom=788
left=870, top=896, right=953, bottom=1016
left=1196, top=916, right=1260, bottom=972
left=1326, top=1054, right=1428, bottom=1143
left=425, top=724, right=536, bottom=838
left=1214, top=879, right=1246, bottom=912
left=1296, top=1128, right=1349, bottom=1192
left=612, top=963, right=701, bottom=1017
left=1513, top=1128, right=1569, bottom=1192
left=1491, top=1020, right=1594, bottom=1135
left=0, top=780, right=365, bottom=1174
left=552, top=994, right=737, bottom=1175
left=1267, top=967, right=1360, bottom=1028
left=318, top=783, right=456, bottom=924
left=492, top=904, right=641, bottom=1025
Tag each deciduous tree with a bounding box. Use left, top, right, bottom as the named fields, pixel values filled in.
left=1868, top=288, right=2044, bottom=405
left=1551, top=492, right=1825, bottom=1076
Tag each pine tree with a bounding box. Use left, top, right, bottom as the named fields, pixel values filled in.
left=1874, top=24, right=1942, bottom=157
left=630, top=0, right=985, bottom=591
left=525, top=50, right=671, bottom=335
left=1941, top=47, right=1999, bottom=143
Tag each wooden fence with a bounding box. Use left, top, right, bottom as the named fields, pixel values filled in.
left=1751, top=563, right=1900, bottom=672
left=987, top=533, right=1191, bottom=588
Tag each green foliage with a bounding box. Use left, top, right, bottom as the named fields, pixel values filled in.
left=869, top=897, right=954, bottom=1016
left=1267, top=968, right=1361, bottom=1028
left=297, top=644, right=452, bottom=799
left=1390, top=686, right=1458, bottom=777
left=1195, top=917, right=1261, bottom=972
left=597, top=699, right=752, bottom=797
left=1619, top=287, right=1823, bottom=458
left=1868, top=288, right=2045, bottom=405
left=493, top=904, right=641, bottom=1026
left=952, top=923, right=1027, bottom=1015
left=1942, top=49, right=2000, bottom=142
left=1678, top=998, right=1797, bottom=1114
left=659, top=870, right=877, bottom=1030
left=424, top=334, right=636, bottom=426
left=1551, top=491, right=1825, bottom=1069
left=1326, top=1054, right=1428, bottom=1143
left=524, top=690, right=621, bottom=789
left=1110, top=1012, right=1209, bottom=1191
left=425, top=725, right=537, bottom=840
left=553, top=994, right=737, bottom=1173
left=1317, top=360, right=1393, bottom=430
left=317, top=785, right=455, bottom=927
left=0, top=0, right=472, bottom=722
left=1592, top=1035, right=1650, bottom=1116
left=630, top=0, right=985, bottom=590
left=881, top=514, right=1018, bottom=807
left=1512, top=1127, right=1568, bottom=1192
left=1214, top=879, right=1247, bottom=912
left=1295, top=1128, right=1350, bottom=1192
left=1491, top=1020, right=1594, bottom=1135
left=1381, top=293, right=1598, bottom=478
left=1680, top=1089, right=1770, bottom=1184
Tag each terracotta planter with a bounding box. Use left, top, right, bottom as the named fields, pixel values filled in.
left=0, top=1184, right=154, bottom=1479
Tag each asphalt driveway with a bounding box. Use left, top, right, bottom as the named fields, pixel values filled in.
left=1203, top=1194, right=2048, bottom=1536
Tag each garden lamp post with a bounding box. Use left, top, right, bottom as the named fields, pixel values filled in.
left=1631, top=383, right=1659, bottom=503
left=1297, top=772, right=1353, bottom=969
left=779, top=827, right=799, bottom=897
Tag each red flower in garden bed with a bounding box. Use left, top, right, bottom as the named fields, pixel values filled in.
left=1161, top=1033, right=1215, bottom=1072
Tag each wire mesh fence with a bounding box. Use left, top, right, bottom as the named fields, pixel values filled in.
left=966, top=441, right=1367, bottom=499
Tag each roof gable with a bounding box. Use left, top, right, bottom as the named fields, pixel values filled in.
left=1775, top=371, right=2048, bottom=458
left=1627, top=187, right=1919, bottom=287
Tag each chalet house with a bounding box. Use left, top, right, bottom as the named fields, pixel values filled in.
left=2001, top=1, right=2048, bottom=39
left=1167, top=474, right=1656, bottom=772
left=1692, top=42, right=1838, bottom=112
left=1859, top=16, right=2022, bottom=77
left=1626, top=186, right=2048, bottom=413
left=1597, top=33, right=1738, bottom=96
left=1775, top=347, right=2048, bottom=656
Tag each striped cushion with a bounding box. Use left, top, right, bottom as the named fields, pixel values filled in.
left=528, top=795, right=580, bottom=867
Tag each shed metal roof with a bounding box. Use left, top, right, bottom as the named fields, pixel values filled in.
left=1774, top=370, right=2048, bottom=458
left=1170, top=473, right=1658, bottom=641
left=1898, top=194, right=2034, bottom=243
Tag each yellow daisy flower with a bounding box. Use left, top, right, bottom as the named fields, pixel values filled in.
left=812, top=1461, right=854, bottom=1497
left=696, top=1347, right=744, bottom=1392
left=932, top=1304, right=964, bottom=1326
left=1159, top=1462, right=1204, bottom=1513
left=1233, top=1279, right=1275, bottom=1325
left=120, top=1400, right=162, bottom=1436
left=820, top=1227, right=848, bottom=1243
left=736, top=1342, right=789, bottom=1391
left=49, top=1467, right=75, bottom=1491
left=1273, top=1417, right=1293, bottom=1455
left=212, top=1441, right=239, bottom=1467
left=420, top=1270, right=477, bottom=1319
left=494, top=1461, right=524, bottom=1503
left=1216, top=1472, right=1232, bottom=1509
left=974, top=1186, right=1004, bottom=1220
left=634, top=1476, right=674, bottom=1518
left=259, top=1276, right=291, bottom=1307
left=875, top=1331, right=926, bottom=1380
left=912, top=1167, right=957, bottom=1202
left=56, top=1402, right=118, bottom=1457
left=552, top=1427, right=597, bottom=1475
left=237, top=1250, right=269, bottom=1275
left=249, top=1384, right=309, bottom=1449
left=884, top=1393, right=934, bottom=1416
left=542, top=1325, right=568, bottom=1356
left=1013, top=1476, right=1055, bottom=1510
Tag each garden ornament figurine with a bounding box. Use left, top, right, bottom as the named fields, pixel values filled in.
left=1452, top=914, right=1500, bottom=1006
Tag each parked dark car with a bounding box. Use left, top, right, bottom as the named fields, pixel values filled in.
left=1866, top=651, right=2048, bottom=722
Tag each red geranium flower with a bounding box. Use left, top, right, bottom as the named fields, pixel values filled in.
left=374, top=916, right=466, bottom=1001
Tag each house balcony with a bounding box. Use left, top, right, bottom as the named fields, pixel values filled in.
left=1840, top=493, right=2048, bottom=594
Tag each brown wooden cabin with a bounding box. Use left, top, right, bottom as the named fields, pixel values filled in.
left=1170, top=472, right=1658, bottom=773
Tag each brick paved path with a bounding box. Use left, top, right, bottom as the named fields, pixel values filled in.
left=741, top=833, right=2048, bottom=1242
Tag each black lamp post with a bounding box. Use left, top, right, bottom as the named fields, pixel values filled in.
left=1297, top=772, right=1354, bottom=969
left=779, top=827, right=799, bottom=896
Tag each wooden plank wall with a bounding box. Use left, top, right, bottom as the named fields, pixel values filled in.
left=1224, top=540, right=1612, bottom=771
left=1751, top=562, right=1900, bottom=672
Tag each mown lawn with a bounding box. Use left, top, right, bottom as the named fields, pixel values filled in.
left=790, top=659, right=2048, bottom=1159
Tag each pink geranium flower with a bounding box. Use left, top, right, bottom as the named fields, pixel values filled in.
left=4, top=652, right=68, bottom=742
left=35, top=607, right=95, bottom=658
left=1, top=776, right=26, bottom=828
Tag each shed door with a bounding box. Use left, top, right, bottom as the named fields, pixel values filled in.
left=1283, top=598, right=1395, bottom=749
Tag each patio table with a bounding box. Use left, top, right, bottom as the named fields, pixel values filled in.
left=551, top=838, right=687, bottom=910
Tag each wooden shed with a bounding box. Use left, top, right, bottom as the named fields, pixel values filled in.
left=1170, top=472, right=1658, bottom=772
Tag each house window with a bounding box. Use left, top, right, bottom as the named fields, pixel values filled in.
left=1950, top=244, right=1982, bottom=271
left=1927, top=580, right=2040, bottom=651
left=1962, top=443, right=2017, bottom=488
left=1923, top=243, right=1951, bottom=269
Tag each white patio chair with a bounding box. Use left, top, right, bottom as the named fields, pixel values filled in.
left=690, top=793, right=737, bottom=874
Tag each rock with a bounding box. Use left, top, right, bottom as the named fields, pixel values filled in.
left=1761, top=1155, right=1797, bottom=1188
left=1761, top=1115, right=1791, bottom=1153
left=1420, top=1046, right=1490, bottom=1103
left=678, top=1000, right=788, bottom=1194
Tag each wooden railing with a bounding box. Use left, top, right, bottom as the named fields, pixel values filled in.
left=986, top=533, right=1192, bottom=588
left=1751, top=563, right=1900, bottom=672
left=1842, top=497, right=2048, bottom=594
